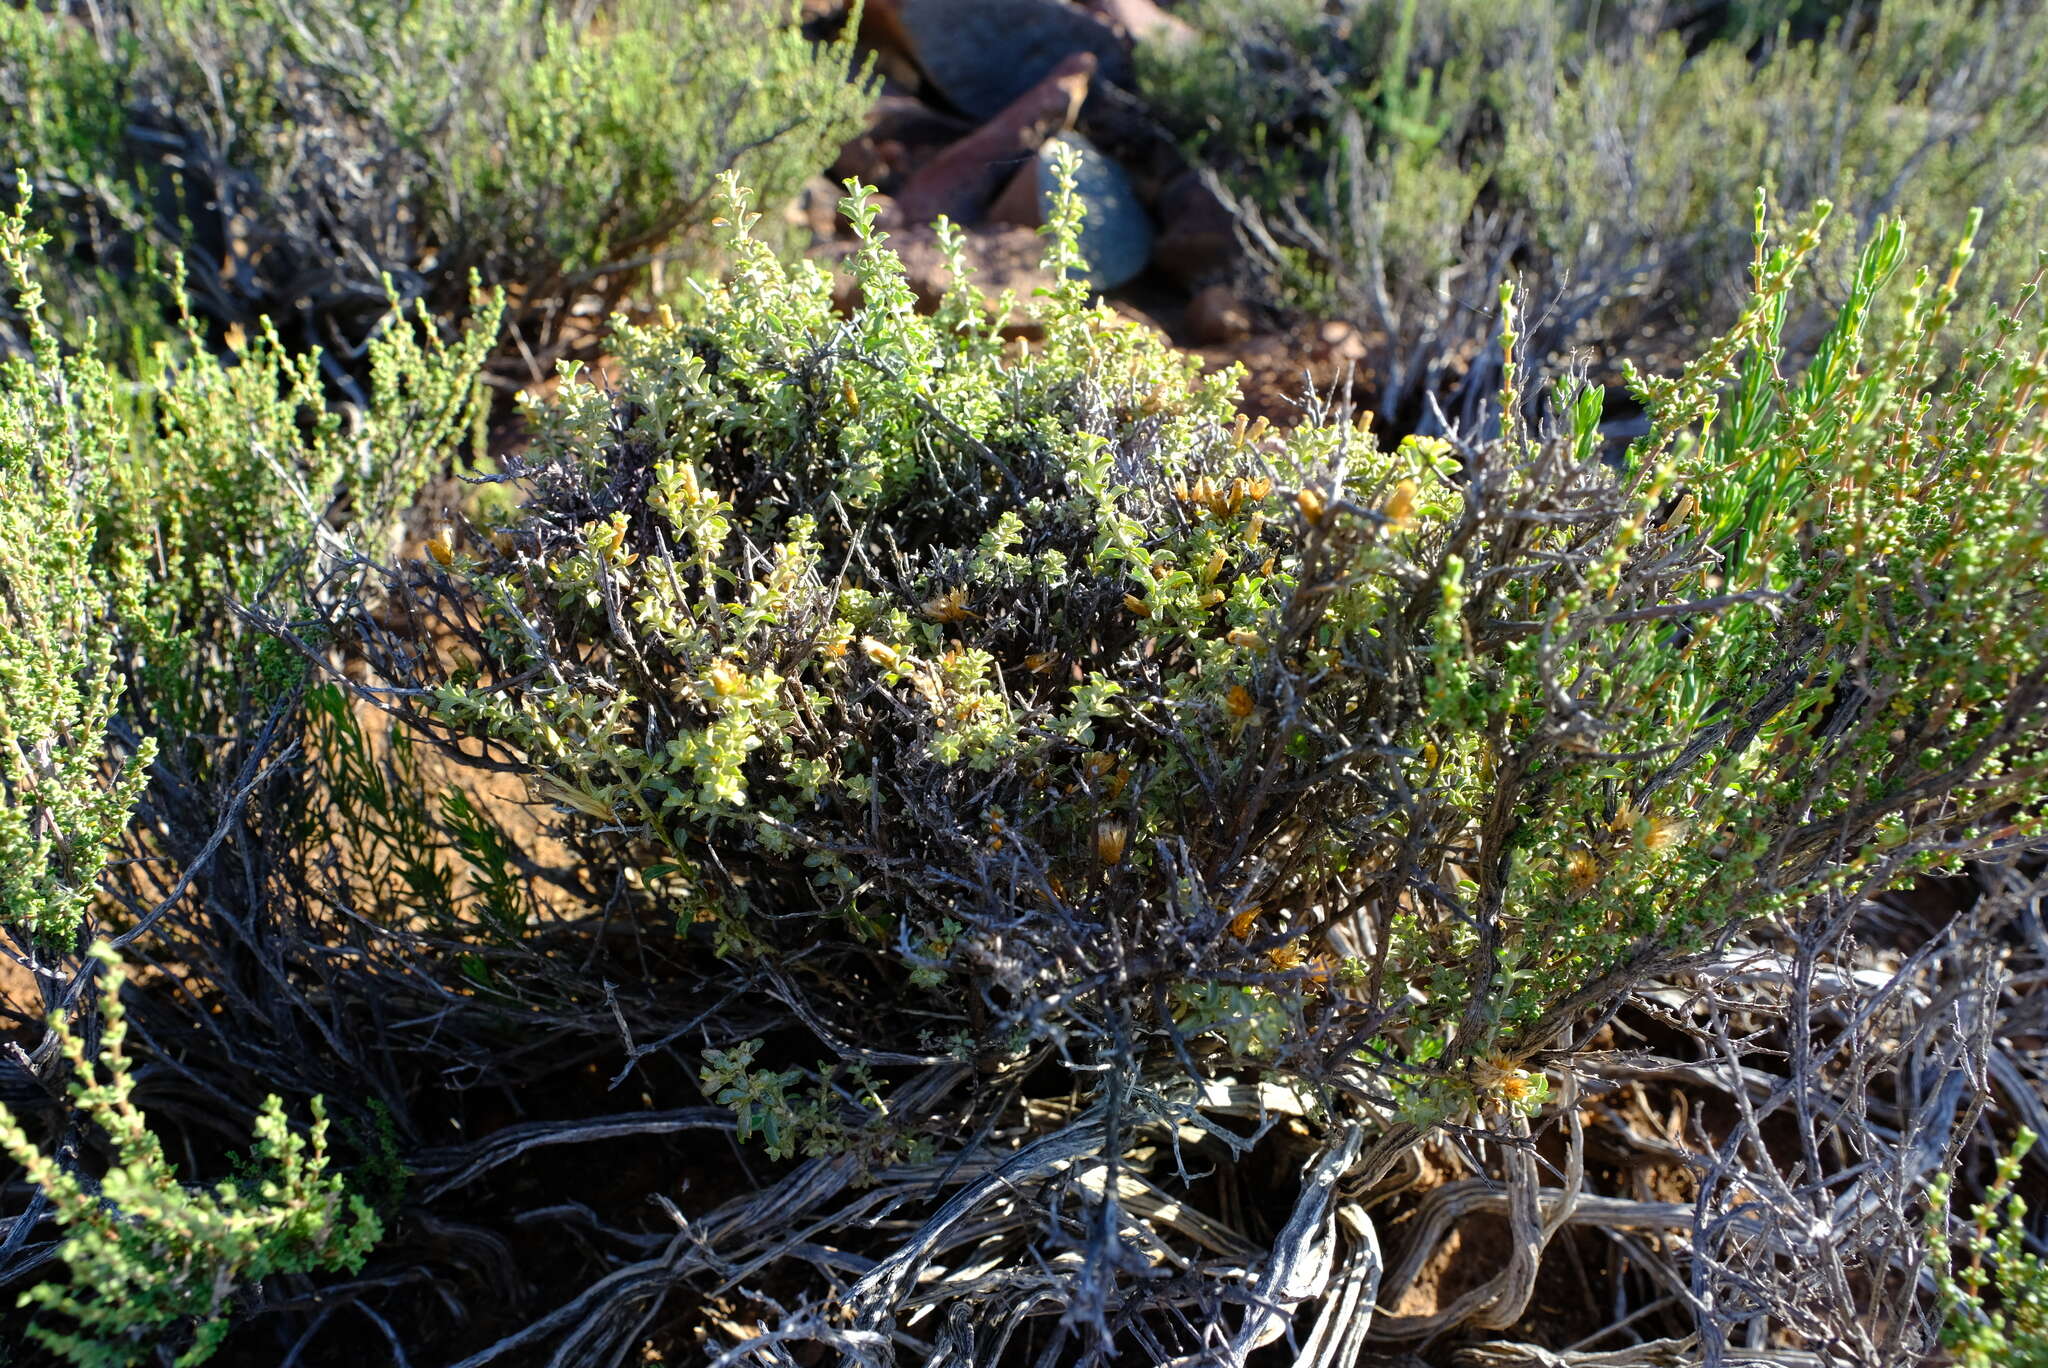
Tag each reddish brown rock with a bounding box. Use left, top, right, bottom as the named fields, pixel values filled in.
left=1184, top=283, right=1252, bottom=345
left=784, top=176, right=845, bottom=246
left=829, top=133, right=892, bottom=190
left=1107, top=299, right=1172, bottom=341
left=865, top=93, right=975, bottom=157
left=1080, top=0, right=1197, bottom=47
left=893, top=52, right=1096, bottom=226
left=987, top=156, right=1046, bottom=229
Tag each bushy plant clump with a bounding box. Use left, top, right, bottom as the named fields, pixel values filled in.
left=0, top=183, right=495, bottom=943
left=0, top=945, right=377, bottom=1368
left=0, top=175, right=526, bottom=1360
left=388, top=153, right=2046, bottom=1185
left=1932, top=1130, right=2048, bottom=1368
left=0, top=194, right=155, bottom=940
left=1143, top=0, right=2048, bottom=424
left=0, top=0, right=867, bottom=372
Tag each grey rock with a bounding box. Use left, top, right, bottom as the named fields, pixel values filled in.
left=890, top=0, right=1132, bottom=120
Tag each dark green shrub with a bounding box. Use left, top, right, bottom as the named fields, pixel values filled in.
left=344, top=161, right=2047, bottom=1352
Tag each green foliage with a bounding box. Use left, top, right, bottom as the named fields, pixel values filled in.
left=1143, top=0, right=2048, bottom=414
left=0, top=6, right=174, bottom=362
left=700, top=1040, right=932, bottom=1170
left=302, top=682, right=534, bottom=944
left=0, top=157, right=495, bottom=923
left=1931, top=1129, right=2048, bottom=1368
left=0, top=944, right=379, bottom=1367
left=393, top=154, right=2047, bottom=1117
left=0, top=190, right=154, bottom=940
left=2, top=0, right=869, bottom=367
left=105, top=283, right=498, bottom=762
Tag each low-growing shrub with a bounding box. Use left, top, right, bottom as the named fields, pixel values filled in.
left=1143, top=0, right=2048, bottom=428
left=1, top=0, right=868, bottom=375
left=0, top=182, right=496, bottom=945
left=338, top=156, right=2047, bottom=1355
left=0, top=195, right=154, bottom=941
left=1932, top=1129, right=2048, bottom=1368
left=0, top=944, right=378, bottom=1367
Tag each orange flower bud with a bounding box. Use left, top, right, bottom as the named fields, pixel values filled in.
left=1382, top=479, right=1416, bottom=529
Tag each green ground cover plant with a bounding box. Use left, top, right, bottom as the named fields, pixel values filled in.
left=0, top=946, right=376, bottom=1368
left=0, top=9, right=2045, bottom=1358
left=1932, top=1130, right=2048, bottom=1368
left=332, top=155, right=2046, bottom=1358
left=1144, top=0, right=2048, bottom=429
left=0, top=0, right=867, bottom=375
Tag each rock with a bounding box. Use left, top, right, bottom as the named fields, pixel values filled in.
left=1183, top=283, right=1252, bottom=345
left=865, top=92, right=976, bottom=157
left=892, top=52, right=1095, bottom=226
left=1107, top=299, right=1171, bottom=341
left=1080, top=0, right=1197, bottom=47
left=983, top=131, right=1152, bottom=291
left=855, top=0, right=927, bottom=89
left=1150, top=168, right=1240, bottom=287
left=785, top=176, right=845, bottom=245
left=829, top=133, right=893, bottom=190
left=815, top=224, right=1057, bottom=338
left=830, top=94, right=975, bottom=195
left=874, top=0, right=1133, bottom=120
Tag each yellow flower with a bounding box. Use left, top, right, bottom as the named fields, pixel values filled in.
left=706, top=661, right=744, bottom=697
left=1642, top=814, right=1688, bottom=853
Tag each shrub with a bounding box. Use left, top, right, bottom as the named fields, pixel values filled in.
left=0, top=178, right=495, bottom=943
left=0, top=192, right=154, bottom=941
left=1, top=0, right=868, bottom=374
left=1142, top=0, right=2048, bottom=427
left=0, top=179, right=495, bottom=1357
left=342, top=158, right=2047, bottom=1352
left=0, top=944, right=378, bottom=1367
left=1931, top=1129, right=2048, bottom=1368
